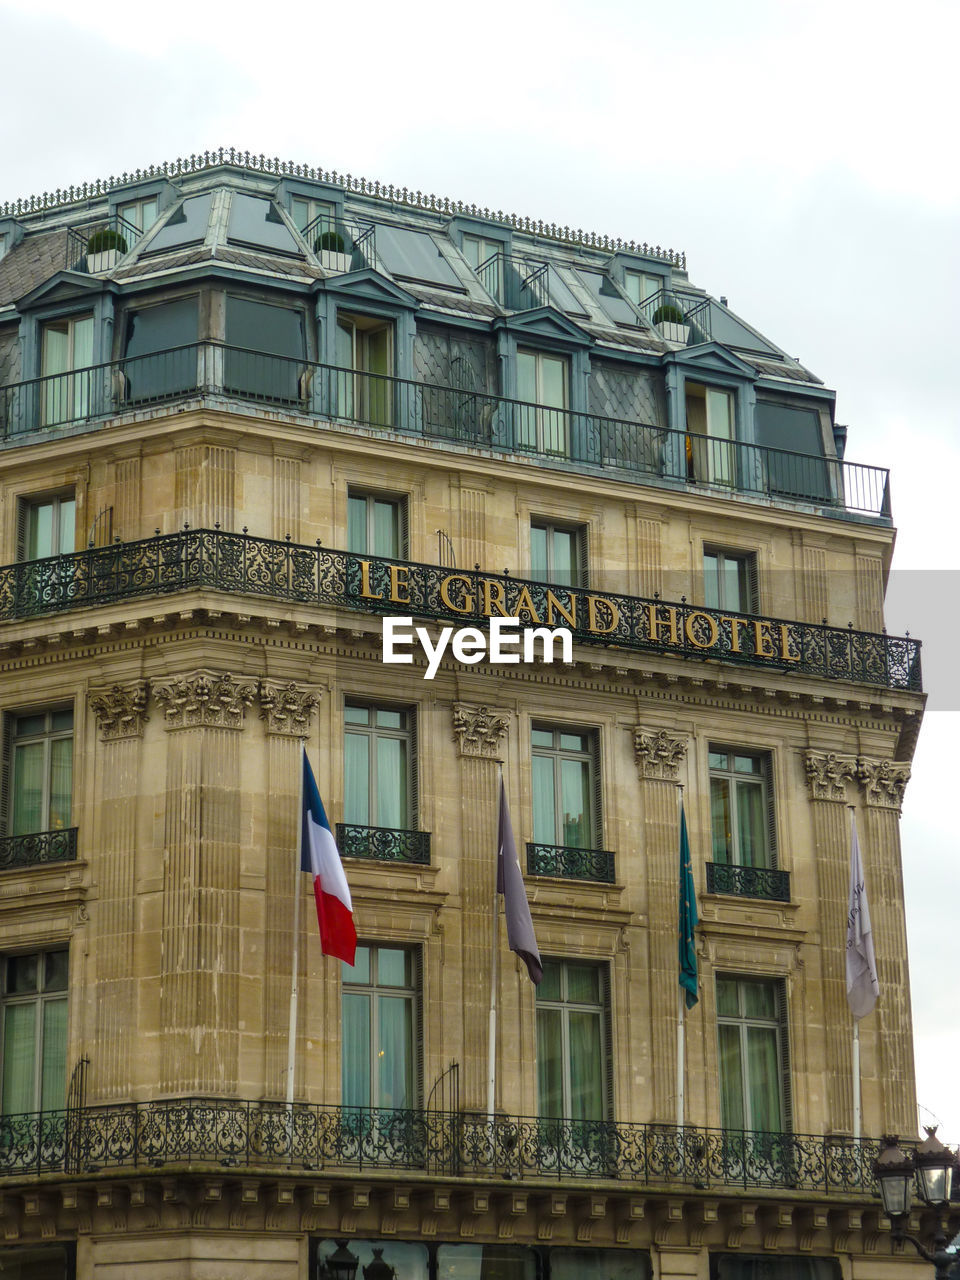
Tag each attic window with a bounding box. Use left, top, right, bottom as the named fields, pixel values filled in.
left=374, top=225, right=464, bottom=290
left=227, top=194, right=302, bottom=256
left=144, top=193, right=213, bottom=254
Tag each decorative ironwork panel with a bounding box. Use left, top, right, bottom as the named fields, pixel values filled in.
left=335, top=824, right=431, bottom=865
left=0, top=827, right=78, bottom=872
left=705, top=862, right=790, bottom=903
left=526, top=842, right=615, bottom=884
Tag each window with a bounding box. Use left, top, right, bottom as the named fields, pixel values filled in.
left=530, top=521, right=586, bottom=588
left=342, top=944, right=419, bottom=1110
left=336, top=313, right=394, bottom=426
left=686, top=382, right=735, bottom=485
left=623, top=270, right=663, bottom=309
left=708, top=749, right=775, bottom=870
left=117, top=194, right=159, bottom=242
left=344, top=704, right=414, bottom=831
left=40, top=315, right=93, bottom=426
left=755, top=400, right=830, bottom=502
left=716, top=975, right=789, bottom=1133
left=517, top=349, right=569, bottom=455
left=1, top=949, right=68, bottom=1115
left=224, top=296, right=307, bottom=405
left=20, top=494, right=75, bottom=561
left=703, top=548, right=757, bottom=614
left=532, top=726, right=599, bottom=850
left=536, top=959, right=609, bottom=1122
left=5, top=710, right=73, bottom=838
left=289, top=195, right=335, bottom=237
left=462, top=233, right=505, bottom=301
left=347, top=492, right=406, bottom=560
left=122, top=297, right=199, bottom=402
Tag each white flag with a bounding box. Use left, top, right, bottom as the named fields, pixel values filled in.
left=846, top=813, right=879, bottom=1019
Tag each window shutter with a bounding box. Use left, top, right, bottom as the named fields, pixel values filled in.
left=409, top=708, right=419, bottom=831
left=776, top=979, right=793, bottom=1132
left=0, top=713, right=11, bottom=835
left=591, top=733, right=603, bottom=849
left=577, top=526, right=589, bottom=590
left=398, top=498, right=409, bottom=560
left=746, top=553, right=760, bottom=614
left=414, top=947, right=425, bottom=1107
left=16, top=498, right=28, bottom=562
left=601, top=963, right=614, bottom=1121
left=762, top=754, right=778, bottom=870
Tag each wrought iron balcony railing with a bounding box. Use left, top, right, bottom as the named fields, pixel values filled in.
left=705, top=862, right=790, bottom=903
left=0, top=1095, right=898, bottom=1195
left=637, top=287, right=713, bottom=344
left=336, top=823, right=431, bottom=865
left=0, top=530, right=923, bottom=693
left=65, top=212, right=144, bottom=273
left=0, top=343, right=892, bottom=519
left=0, top=827, right=78, bottom=872
left=526, top=842, right=616, bottom=884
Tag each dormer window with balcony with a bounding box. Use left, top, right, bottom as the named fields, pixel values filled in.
left=685, top=382, right=735, bottom=485
left=224, top=296, right=307, bottom=406
left=336, top=313, right=394, bottom=427
left=117, top=194, right=160, bottom=244
left=40, top=314, right=93, bottom=426
left=462, top=233, right=505, bottom=301
left=517, top=349, right=569, bottom=456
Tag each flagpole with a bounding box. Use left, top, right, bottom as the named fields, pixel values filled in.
left=487, top=764, right=503, bottom=1122
left=849, top=804, right=862, bottom=1141
left=676, top=783, right=685, bottom=1132
left=286, top=747, right=306, bottom=1107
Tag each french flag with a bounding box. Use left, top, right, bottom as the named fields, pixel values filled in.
left=301, top=749, right=357, bottom=966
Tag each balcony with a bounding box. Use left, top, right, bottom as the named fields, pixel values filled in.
left=705, top=862, right=790, bottom=903
left=0, top=530, right=923, bottom=693
left=636, top=287, right=712, bottom=345
left=526, top=842, right=615, bottom=884
left=0, top=827, right=78, bottom=872
left=0, top=1095, right=897, bottom=1195
left=0, top=343, right=891, bottom=521
left=65, top=213, right=145, bottom=273
left=336, top=823, right=431, bottom=865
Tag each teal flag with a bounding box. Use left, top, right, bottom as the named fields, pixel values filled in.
left=678, top=804, right=699, bottom=1009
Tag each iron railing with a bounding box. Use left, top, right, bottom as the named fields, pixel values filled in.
left=65, top=212, right=142, bottom=273
left=705, top=862, right=790, bottom=903
left=0, top=827, right=78, bottom=873
left=336, top=824, right=431, bottom=865
left=0, top=530, right=923, bottom=693
left=637, top=287, right=713, bottom=343
left=0, top=1095, right=898, bottom=1194
left=526, top=842, right=616, bottom=884
left=0, top=343, right=891, bottom=518
left=298, top=210, right=376, bottom=271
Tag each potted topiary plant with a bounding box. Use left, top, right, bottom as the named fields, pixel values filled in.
left=313, top=229, right=351, bottom=274
left=86, top=227, right=129, bottom=274
left=651, top=301, right=689, bottom=344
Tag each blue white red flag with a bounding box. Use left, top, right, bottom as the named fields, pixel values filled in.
left=301, top=749, right=356, bottom=966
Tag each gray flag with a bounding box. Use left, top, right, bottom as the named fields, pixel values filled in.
left=497, top=780, right=543, bottom=985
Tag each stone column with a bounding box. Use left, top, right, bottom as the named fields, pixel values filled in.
left=803, top=750, right=858, bottom=1131
left=856, top=756, right=914, bottom=1134
left=257, top=680, right=321, bottom=1099
left=451, top=702, right=511, bottom=1113
left=88, top=680, right=150, bottom=1101
left=633, top=727, right=688, bottom=1124
left=154, top=672, right=255, bottom=1094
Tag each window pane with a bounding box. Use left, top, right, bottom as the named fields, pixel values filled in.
left=43, top=952, right=69, bottom=993
left=531, top=728, right=553, bottom=749
left=710, top=777, right=732, bottom=863
left=41, top=323, right=69, bottom=377
left=736, top=779, right=766, bottom=867
left=746, top=1026, right=781, bottom=1130
left=377, top=950, right=410, bottom=988
left=718, top=1024, right=745, bottom=1130
left=376, top=709, right=403, bottom=730
left=558, top=732, right=585, bottom=752
left=40, top=998, right=67, bottom=1111
left=559, top=757, right=590, bottom=848
left=716, top=978, right=738, bottom=1017
left=376, top=737, right=407, bottom=828
left=342, top=992, right=370, bottom=1108
left=57, top=498, right=76, bottom=555
left=566, top=965, right=600, bottom=1005
left=568, top=1010, right=603, bottom=1121
left=530, top=525, right=548, bottom=581
left=704, top=552, right=720, bottom=610
left=344, top=703, right=369, bottom=725
left=536, top=1006, right=564, bottom=1119
left=347, top=946, right=371, bottom=985
left=344, top=733, right=370, bottom=825
left=531, top=755, right=556, bottom=844
left=49, top=737, right=73, bottom=830
left=378, top=995, right=413, bottom=1108
left=372, top=500, right=399, bottom=558
left=6, top=954, right=39, bottom=995
left=706, top=388, right=733, bottom=439
left=27, top=503, right=53, bottom=560
left=12, top=741, right=44, bottom=836
left=517, top=352, right=537, bottom=403
left=552, top=529, right=575, bottom=586
left=541, top=356, right=567, bottom=410
left=1, top=1003, right=36, bottom=1114
left=723, top=557, right=745, bottom=612
left=537, top=963, right=562, bottom=1003
left=743, top=980, right=777, bottom=1021
left=347, top=496, right=367, bottom=554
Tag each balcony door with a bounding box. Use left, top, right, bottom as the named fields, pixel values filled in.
left=41, top=315, right=93, bottom=427
left=686, top=382, right=734, bottom=485
left=517, top=349, right=569, bottom=456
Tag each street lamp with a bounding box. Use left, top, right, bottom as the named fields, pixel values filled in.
left=363, top=1247, right=398, bottom=1280
left=874, top=1130, right=959, bottom=1280
left=319, top=1240, right=360, bottom=1280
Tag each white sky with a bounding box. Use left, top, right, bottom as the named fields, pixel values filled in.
left=1, top=0, right=957, bottom=1142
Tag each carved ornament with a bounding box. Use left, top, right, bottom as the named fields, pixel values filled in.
left=258, top=681, right=321, bottom=738
left=857, top=757, right=911, bottom=809
left=803, top=751, right=857, bottom=802
left=89, top=681, right=149, bottom=741
left=633, top=728, right=687, bottom=780
left=154, top=672, right=255, bottom=731
left=452, top=703, right=510, bottom=759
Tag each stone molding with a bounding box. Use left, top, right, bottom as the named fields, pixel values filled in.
left=154, top=672, right=256, bottom=731
left=258, top=681, right=321, bottom=738
left=856, top=757, right=911, bottom=810
left=803, top=751, right=857, bottom=802
left=452, top=703, right=510, bottom=759
left=633, top=728, right=687, bottom=780
left=89, top=680, right=150, bottom=741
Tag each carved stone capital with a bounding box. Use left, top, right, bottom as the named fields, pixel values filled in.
left=258, top=681, right=321, bottom=738
left=89, top=680, right=150, bottom=741
left=154, top=672, right=256, bottom=731
left=803, top=750, right=857, bottom=802
left=633, top=728, right=687, bottom=780
left=452, top=703, right=510, bottom=759
left=856, top=756, right=911, bottom=809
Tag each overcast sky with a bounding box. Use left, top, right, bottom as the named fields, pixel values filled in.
left=1, top=0, right=957, bottom=1141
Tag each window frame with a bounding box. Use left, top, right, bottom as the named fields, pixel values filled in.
left=529, top=519, right=588, bottom=589
left=703, top=546, right=758, bottom=614
left=341, top=942, right=421, bottom=1111
left=343, top=701, right=417, bottom=832
left=530, top=724, right=601, bottom=851
left=536, top=957, right=611, bottom=1123
left=346, top=490, right=408, bottom=560
left=707, top=746, right=777, bottom=871
left=0, top=947, right=69, bottom=1116
left=516, top=347, right=571, bottom=455
left=715, top=974, right=791, bottom=1134
left=117, top=194, right=160, bottom=241
left=18, top=491, right=77, bottom=562
left=3, top=707, right=74, bottom=839
left=685, top=381, right=737, bottom=485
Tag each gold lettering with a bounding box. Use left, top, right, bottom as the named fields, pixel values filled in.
left=684, top=610, right=720, bottom=650
left=440, top=574, right=475, bottom=614
left=647, top=603, right=680, bottom=645
left=388, top=563, right=411, bottom=605
left=546, top=590, right=577, bottom=628
left=359, top=560, right=383, bottom=601
left=482, top=578, right=511, bottom=618
left=779, top=623, right=800, bottom=662
left=587, top=595, right=621, bottom=635
left=513, top=586, right=542, bottom=625
left=725, top=616, right=749, bottom=653
left=752, top=619, right=776, bottom=658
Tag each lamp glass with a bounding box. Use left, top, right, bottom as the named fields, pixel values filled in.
left=918, top=1160, right=953, bottom=1208
left=878, top=1168, right=913, bottom=1217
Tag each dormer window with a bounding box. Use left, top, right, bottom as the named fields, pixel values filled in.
left=462, top=234, right=504, bottom=301
left=40, top=314, right=94, bottom=426
left=117, top=195, right=159, bottom=243
left=517, top=349, right=569, bottom=455
left=623, top=270, right=663, bottom=308
left=685, top=382, right=735, bottom=486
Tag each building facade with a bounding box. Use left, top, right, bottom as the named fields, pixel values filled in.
left=0, top=150, right=940, bottom=1279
